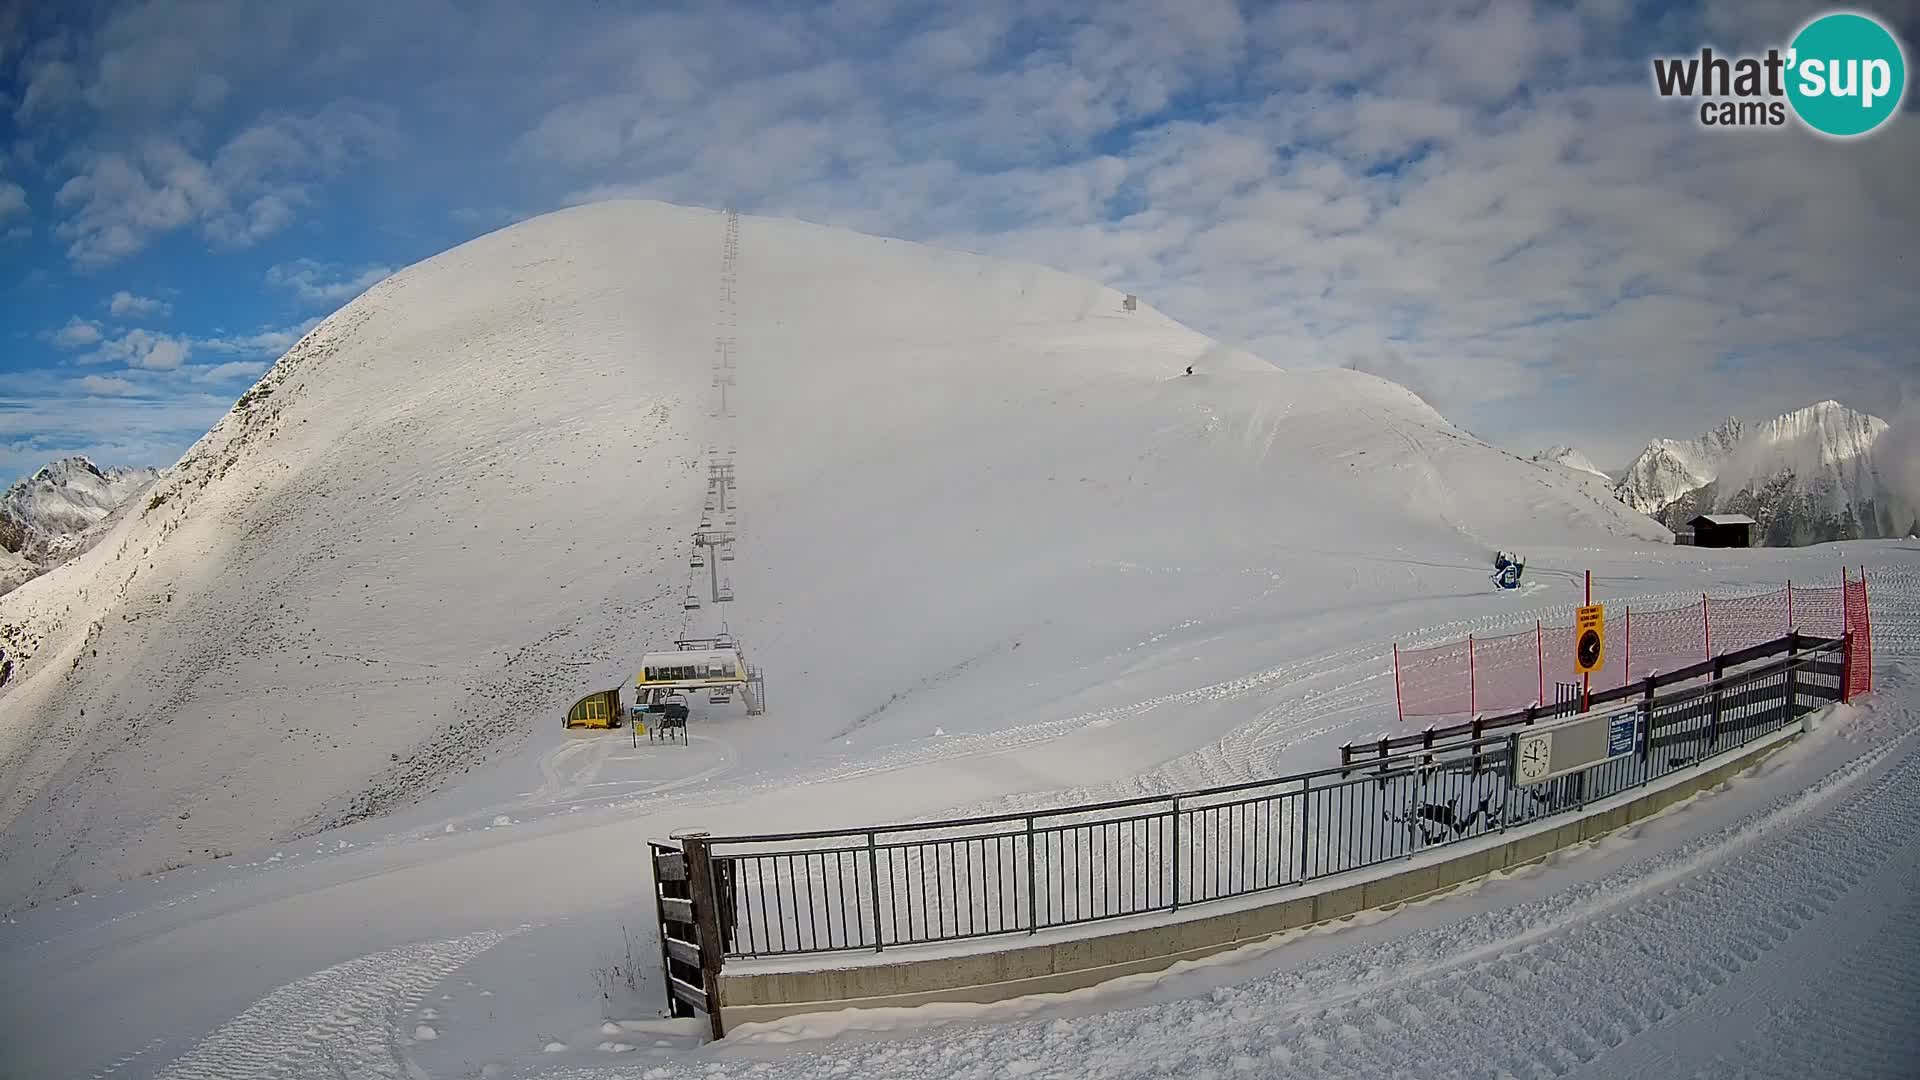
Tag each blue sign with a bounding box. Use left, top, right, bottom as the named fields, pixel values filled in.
left=1608, top=712, right=1637, bottom=757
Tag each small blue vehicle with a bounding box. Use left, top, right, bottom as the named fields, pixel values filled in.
left=1492, top=551, right=1525, bottom=590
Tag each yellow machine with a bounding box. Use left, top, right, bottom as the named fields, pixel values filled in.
left=564, top=688, right=622, bottom=729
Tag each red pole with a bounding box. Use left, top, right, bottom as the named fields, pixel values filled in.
left=1840, top=568, right=1852, bottom=702
left=1468, top=634, right=1477, bottom=716
left=1393, top=643, right=1405, bottom=723
left=1536, top=620, right=1545, bottom=706
left=1786, top=580, right=1793, bottom=632
left=1583, top=570, right=1592, bottom=711
left=1861, top=566, right=1873, bottom=692
left=1702, top=593, right=1712, bottom=660
left=1624, top=606, right=1633, bottom=686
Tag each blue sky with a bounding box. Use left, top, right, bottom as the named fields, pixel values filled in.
left=2, top=0, right=1917, bottom=485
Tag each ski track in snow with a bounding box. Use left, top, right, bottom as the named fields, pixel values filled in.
left=35, top=572, right=1905, bottom=952
left=150, top=930, right=509, bottom=1080
left=526, top=671, right=1920, bottom=1080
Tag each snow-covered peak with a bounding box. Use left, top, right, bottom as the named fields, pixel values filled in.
left=1614, top=418, right=1743, bottom=515
left=1531, top=446, right=1611, bottom=481
left=0, top=456, right=161, bottom=592
left=1618, top=399, right=1908, bottom=544
left=1735, top=400, right=1884, bottom=467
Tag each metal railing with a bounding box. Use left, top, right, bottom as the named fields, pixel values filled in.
left=682, top=634, right=1847, bottom=961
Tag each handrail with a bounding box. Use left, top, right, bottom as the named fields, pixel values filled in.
left=1346, top=633, right=1840, bottom=763
left=704, top=633, right=1839, bottom=849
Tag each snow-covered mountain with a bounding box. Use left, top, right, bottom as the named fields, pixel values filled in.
left=1613, top=418, right=1744, bottom=515
left=1531, top=445, right=1612, bottom=481
left=0, top=457, right=160, bottom=595
left=0, top=199, right=1668, bottom=908
left=1652, top=401, right=1910, bottom=545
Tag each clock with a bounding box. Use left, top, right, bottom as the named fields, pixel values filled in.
left=1515, top=732, right=1553, bottom=784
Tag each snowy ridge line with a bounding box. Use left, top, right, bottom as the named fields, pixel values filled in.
left=151, top=929, right=510, bottom=1080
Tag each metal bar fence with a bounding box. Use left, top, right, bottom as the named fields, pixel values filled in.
left=1395, top=578, right=1857, bottom=722
left=699, top=636, right=1844, bottom=959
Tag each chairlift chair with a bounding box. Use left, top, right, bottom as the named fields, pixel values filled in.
left=691, top=551, right=706, bottom=568
left=716, top=581, right=734, bottom=602
left=708, top=687, right=732, bottom=704
left=720, top=548, right=736, bottom=562
left=683, top=592, right=702, bottom=610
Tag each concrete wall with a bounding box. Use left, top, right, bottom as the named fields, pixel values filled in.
left=714, top=728, right=1800, bottom=1033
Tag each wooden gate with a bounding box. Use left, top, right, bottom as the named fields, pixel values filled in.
left=648, top=833, right=731, bottom=1039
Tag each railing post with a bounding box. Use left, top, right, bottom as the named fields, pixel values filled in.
left=675, top=830, right=727, bottom=1041
left=1297, top=777, right=1311, bottom=882
left=1170, top=798, right=1182, bottom=911
left=1708, top=656, right=1726, bottom=749
left=1638, top=675, right=1656, bottom=764
left=1786, top=632, right=1804, bottom=731
left=866, top=832, right=883, bottom=952
left=1841, top=628, right=1853, bottom=704
left=1025, top=816, right=1038, bottom=932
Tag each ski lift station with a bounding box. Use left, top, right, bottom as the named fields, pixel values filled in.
left=635, top=637, right=766, bottom=716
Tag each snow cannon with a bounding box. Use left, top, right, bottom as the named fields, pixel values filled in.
left=1492, top=551, right=1524, bottom=590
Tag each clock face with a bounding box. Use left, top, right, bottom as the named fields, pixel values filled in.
left=1516, top=733, right=1552, bottom=782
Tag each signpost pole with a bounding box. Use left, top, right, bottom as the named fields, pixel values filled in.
left=1583, top=570, right=1592, bottom=712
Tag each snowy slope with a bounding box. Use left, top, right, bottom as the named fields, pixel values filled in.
left=1530, top=445, right=1611, bottom=481
left=1613, top=419, right=1743, bottom=514
left=0, top=457, right=159, bottom=594
left=0, top=549, right=1910, bottom=1080
left=0, top=199, right=1667, bottom=909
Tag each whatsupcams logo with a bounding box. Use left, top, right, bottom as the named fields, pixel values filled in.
left=1651, top=9, right=1907, bottom=137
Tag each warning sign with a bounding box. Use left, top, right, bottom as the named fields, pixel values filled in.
left=1575, top=603, right=1606, bottom=674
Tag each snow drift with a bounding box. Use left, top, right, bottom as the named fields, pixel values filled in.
left=0, top=199, right=1667, bottom=908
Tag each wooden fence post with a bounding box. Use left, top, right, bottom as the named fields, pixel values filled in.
left=675, top=830, right=727, bottom=1040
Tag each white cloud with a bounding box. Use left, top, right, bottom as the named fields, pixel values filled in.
left=109, top=290, right=171, bottom=318
left=47, top=316, right=103, bottom=348
left=0, top=179, right=24, bottom=219
left=265, top=259, right=392, bottom=307
left=78, top=327, right=193, bottom=371
left=49, top=105, right=398, bottom=267
left=194, top=360, right=270, bottom=381
left=131, top=335, right=189, bottom=371
left=198, top=317, right=323, bottom=357
left=76, top=374, right=140, bottom=396
left=9, top=0, right=1919, bottom=464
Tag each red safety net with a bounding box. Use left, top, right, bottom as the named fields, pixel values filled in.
left=1844, top=573, right=1873, bottom=699
left=1394, top=638, right=1472, bottom=718
left=1393, top=575, right=1873, bottom=721
left=1790, top=584, right=1845, bottom=638
left=1469, top=627, right=1543, bottom=716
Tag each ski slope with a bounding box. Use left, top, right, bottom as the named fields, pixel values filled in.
left=0, top=199, right=1662, bottom=910
left=0, top=200, right=1914, bottom=1079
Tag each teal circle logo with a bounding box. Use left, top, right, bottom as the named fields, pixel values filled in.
left=1786, top=11, right=1907, bottom=137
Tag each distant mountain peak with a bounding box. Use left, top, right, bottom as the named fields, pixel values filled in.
left=1531, top=445, right=1611, bottom=481
left=1, top=456, right=162, bottom=593
left=1613, top=399, right=1908, bottom=545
